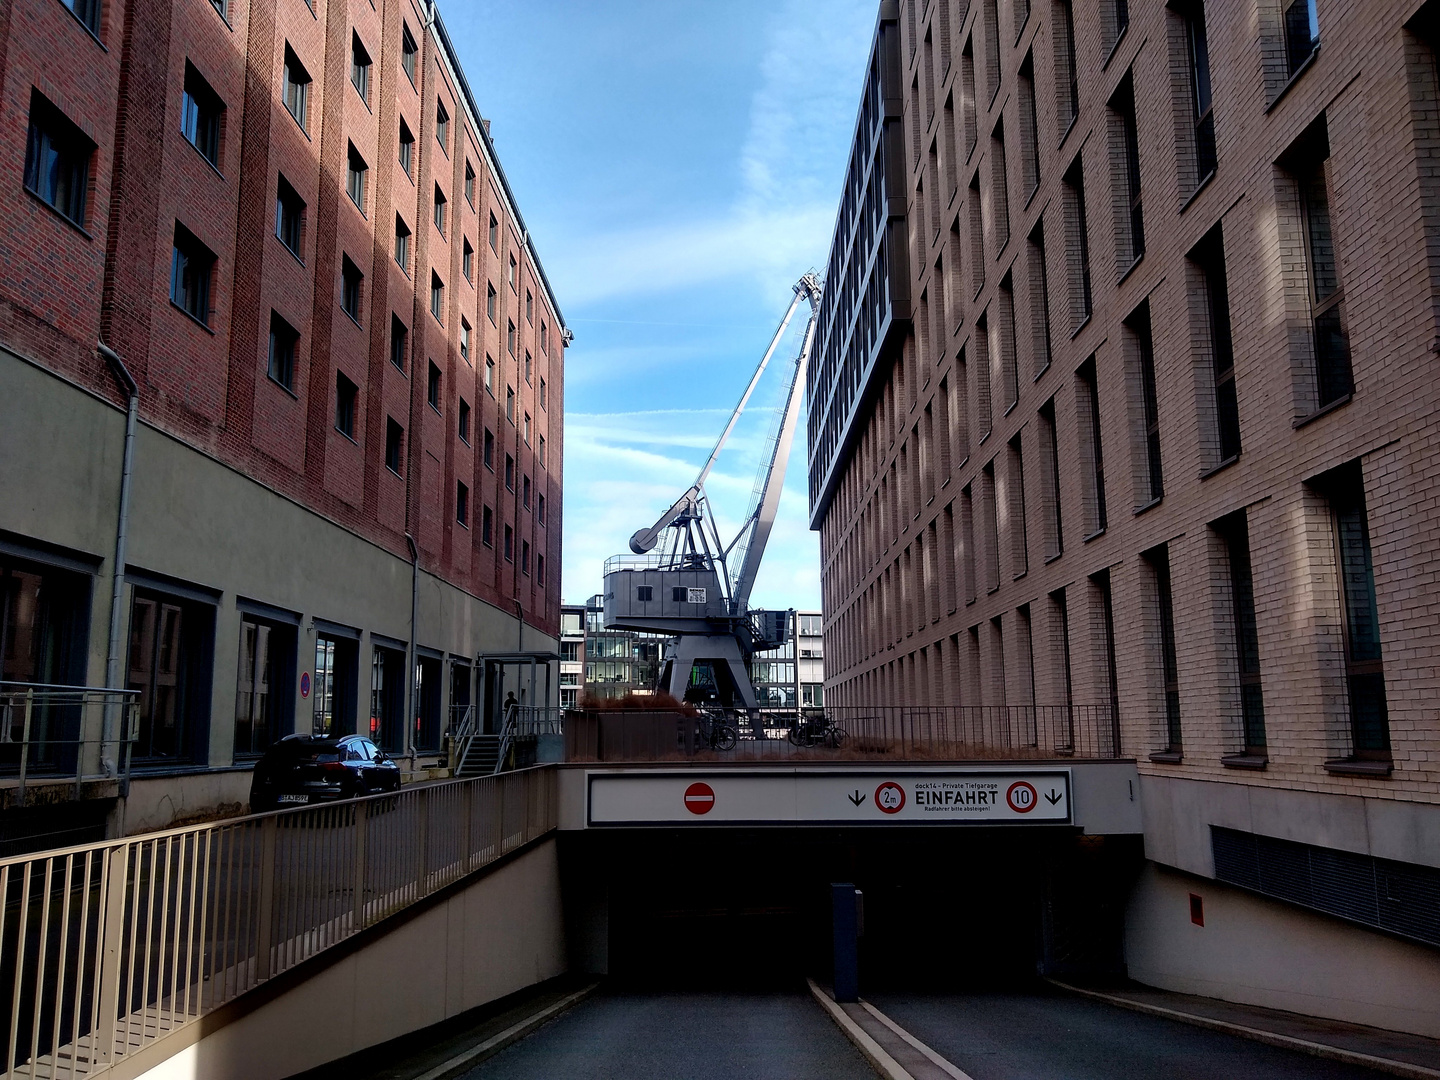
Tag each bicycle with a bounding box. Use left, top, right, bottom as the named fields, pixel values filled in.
left=694, top=710, right=738, bottom=751
left=786, top=712, right=846, bottom=749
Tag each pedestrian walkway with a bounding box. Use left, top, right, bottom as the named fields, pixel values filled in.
left=1051, top=980, right=1440, bottom=1080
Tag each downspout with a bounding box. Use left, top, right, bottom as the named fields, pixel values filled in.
left=405, top=532, right=419, bottom=769
left=99, top=341, right=137, bottom=779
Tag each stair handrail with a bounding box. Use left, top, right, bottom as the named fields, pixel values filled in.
left=449, top=702, right=476, bottom=773
left=493, top=705, right=564, bottom=773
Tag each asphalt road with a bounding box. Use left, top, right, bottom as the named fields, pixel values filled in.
left=869, top=989, right=1399, bottom=1080
left=458, top=991, right=877, bottom=1080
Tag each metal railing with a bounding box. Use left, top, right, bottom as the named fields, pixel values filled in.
left=495, top=706, right=564, bottom=774
left=0, top=766, right=557, bottom=1079
left=0, top=686, right=140, bottom=804
left=447, top=703, right=477, bottom=774
left=563, top=704, right=1122, bottom=763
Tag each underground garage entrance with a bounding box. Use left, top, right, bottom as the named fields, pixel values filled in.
left=559, top=826, right=1143, bottom=990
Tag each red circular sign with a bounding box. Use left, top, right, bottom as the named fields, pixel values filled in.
left=684, top=782, right=715, bottom=815
left=300, top=672, right=311, bottom=698
left=1006, top=781, right=1038, bottom=813
left=875, top=781, right=905, bottom=814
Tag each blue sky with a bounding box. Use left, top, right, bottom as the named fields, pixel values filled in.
left=447, top=1, right=877, bottom=612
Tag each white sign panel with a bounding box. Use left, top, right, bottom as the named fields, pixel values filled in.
left=587, top=770, right=1071, bottom=826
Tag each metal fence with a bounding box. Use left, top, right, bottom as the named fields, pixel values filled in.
left=563, top=704, right=1121, bottom=763
left=0, top=767, right=556, bottom=1079
left=0, top=686, right=140, bottom=804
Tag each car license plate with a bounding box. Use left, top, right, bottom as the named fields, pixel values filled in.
left=277, top=794, right=309, bottom=805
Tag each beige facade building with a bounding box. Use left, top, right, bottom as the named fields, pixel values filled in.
left=809, top=0, right=1440, bottom=1034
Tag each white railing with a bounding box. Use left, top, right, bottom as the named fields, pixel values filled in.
left=0, top=685, right=140, bottom=804
left=447, top=703, right=477, bottom=774
left=0, top=767, right=557, bottom=1078
left=495, top=706, right=563, bottom=774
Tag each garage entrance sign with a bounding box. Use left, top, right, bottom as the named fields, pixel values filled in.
left=587, top=770, right=1071, bottom=826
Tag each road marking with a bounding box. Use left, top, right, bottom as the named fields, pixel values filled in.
left=807, top=978, right=914, bottom=1080
left=412, top=982, right=599, bottom=1080
left=860, top=1001, right=975, bottom=1080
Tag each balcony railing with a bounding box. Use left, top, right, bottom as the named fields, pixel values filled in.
left=0, top=766, right=556, bottom=1079
left=563, top=704, right=1122, bottom=763
left=0, top=685, right=141, bottom=804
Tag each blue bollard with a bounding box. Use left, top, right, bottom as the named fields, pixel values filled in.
left=832, top=882, right=859, bottom=1002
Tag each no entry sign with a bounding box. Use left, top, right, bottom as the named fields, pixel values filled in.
left=588, top=770, right=1071, bottom=826
left=683, top=782, right=715, bottom=815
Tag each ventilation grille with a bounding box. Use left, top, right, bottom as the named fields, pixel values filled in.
left=1212, top=827, right=1440, bottom=948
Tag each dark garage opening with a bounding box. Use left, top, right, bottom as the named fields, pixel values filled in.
left=562, top=829, right=1142, bottom=992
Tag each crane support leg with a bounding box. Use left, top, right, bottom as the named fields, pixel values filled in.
left=663, top=634, right=763, bottom=736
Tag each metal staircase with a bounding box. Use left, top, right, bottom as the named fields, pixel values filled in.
left=454, top=734, right=500, bottom=776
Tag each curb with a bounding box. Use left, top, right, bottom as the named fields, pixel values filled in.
left=1048, top=980, right=1440, bottom=1080
left=411, top=982, right=600, bottom=1080
left=807, top=978, right=914, bottom=1080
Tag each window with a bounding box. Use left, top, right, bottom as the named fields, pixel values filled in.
left=522, top=474, right=531, bottom=509
left=1191, top=226, right=1240, bottom=463
left=275, top=175, right=304, bottom=256
left=541, top=322, right=548, bottom=354
left=458, top=397, right=470, bottom=442
left=464, top=161, right=475, bottom=205
left=460, top=317, right=471, bottom=361
left=505, top=453, right=514, bottom=491
left=1018, top=52, right=1040, bottom=197
left=1313, top=463, right=1389, bottom=761
left=170, top=223, right=215, bottom=324
left=1112, top=74, right=1144, bottom=265
left=282, top=45, right=311, bottom=131
left=435, top=100, right=449, bottom=152
left=485, top=355, right=495, bottom=395
left=525, top=289, right=533, bottom=323
left=462, top=238, right=473, bottom=280
left=394, top=215, right=410, bottom=272
left=401, top=23, right=418, bottom=85
left=1217, top=511, right=1265, bottom=759
left=267, top=311, right=298, bottom=391
left=537, top=555, right=546, bottom=587
left=427, top=360, right=441, bottom=411
left=539, top=434, right=547, bottom=468
left=127, top=587, right=212, bottom=764
left=1183, top=1, right=1216, bottom=183
left=488, top=212, right=498, bottom=252
left=61, top=0, right=100, bottom=33
left=481, top=505, right=493, bottom=546
left=1008, top=435, right=1028, bottom=578
left=456, top=481, right=469, bottom=527
left=539, top=377, right=547, bottom=411
left=1284, top=0, right=1319, bottom=78
left=1144, top=544, right=1181, bottom=756
left=24, top=93, right=93, bottom=226
left=507, top=319, right=516, bottom=356
left=341, top=255, right=363, bottom=323
left=433, top=184, right=446, bottom=235
left=1039, top=397, right=1063, bottom=558
left=1027, top=220, right=1053, bottom=377
left=351, top=33, right=371, bottom=104
left=1063, top=156, right=1092, bottom=328
left=483, top=427, right=494, bottom=470
left=523, top=411, right=531, bottom=445
left=1110, top=0, right=1130, bottom=46
left=181, top=63, right=223, bottom=167
left=538, top=492, right=546, bottom=524
left=1056, top=0, right=1079, bottom=133
left=1092, top=568, right=1122, bottom=755
left=346, top=144, right=367, bottom=214
left=521, top=540, right=530, bottom=575
left=508, top=253, right=517, bottom=289
left=486, top=283, right=497, bottom=323
left=335, top=371, right=357, bottom=439
left=1078, top=356, right=1106, bottom=534
left=1289, top=124, right=1351, bottom=409
left=430, top=271, right=444, bottom=322
left=506, top=385, right=515, bottom=423
left=398, top=119, right=414, bottom=176
left=390, top=314, right=408, bottom=373
left=503, top=525, right=513, bottom=562
left=385, top=417, right=403, bottom=474
left=524, top=351, right=532, bottom=384
left=1127, top=303, right=1162, bottom=504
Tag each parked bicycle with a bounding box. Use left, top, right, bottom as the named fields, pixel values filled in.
left=786, top=712, right=847, bottom=749
left=694, top=709, right=739, bottom=751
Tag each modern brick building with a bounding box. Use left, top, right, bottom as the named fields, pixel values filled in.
left=810, top=0, right=1440, bottom=1034
left=0, top=0, right=565, bottom=841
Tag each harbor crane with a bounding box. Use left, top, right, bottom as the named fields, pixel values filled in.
left=601, top=272, right=823, bottom=720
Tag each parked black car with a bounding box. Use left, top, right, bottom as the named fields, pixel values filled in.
left=249, top=734, right=401, bottom=811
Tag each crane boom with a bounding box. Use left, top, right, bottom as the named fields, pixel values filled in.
left=627, top=281, right=809, bottom=555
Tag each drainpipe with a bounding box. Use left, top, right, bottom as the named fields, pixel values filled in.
left=405, top=533, right=419, bottom=769
left=99, top=341, right=137, bottom=779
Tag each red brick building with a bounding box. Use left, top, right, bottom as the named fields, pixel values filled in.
left=809, top=0, right=1440, bottom=1035
left=0, top=0, right=566, bottom=837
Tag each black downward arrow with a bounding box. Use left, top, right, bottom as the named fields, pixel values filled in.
left=1045, top=789, right=1062, bottom=805
left=849, top=790, right=867, bottom=807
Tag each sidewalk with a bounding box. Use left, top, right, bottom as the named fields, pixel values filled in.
left=1050, top=979, right=1440, bottom=1080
